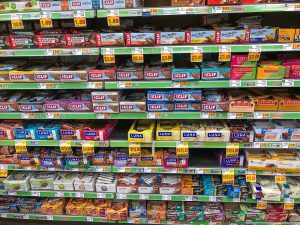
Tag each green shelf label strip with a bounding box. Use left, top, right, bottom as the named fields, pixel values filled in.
left=0, top=111, right=299, bottom=119
left=0, top=10, right=95, bottom=21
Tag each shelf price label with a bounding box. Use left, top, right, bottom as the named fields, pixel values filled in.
left=275, top=174, right=286, bottom=184
left=15, top=140, right=27, bottom=154
left=176, top=141, right=189, bottom=157
left=11, top=14, right=24, bottom=30
left=226, top=143, right=239, bottom=157
left=284, top=199, right=294, bottom=210
left=248, top=45, right=261, bottom=61
left=222, top=168, right=234, bottom=184
left=40, top=12, right=53, bottom=28
left=161, top=47, right=173, bottom=63
left=60, top=140, right=72, bottom=154
left=107, top=9, right=120, bottom=27
left=218, top=46, right=231, bottom=62
left=129, top=143, right=141, bottom=157
left=103, top=48, right=115, bottom=64
left=190, top=47, right=203, bottom=62
left=256, top=201, right=267, bottom=209
left=0, top=168, right=8, bottom=177
left=246, top=171, right=256, bottom=183
left=74, top=10, right=87, bottom=27
left=82, top=141, right=94, bottom=155
left=132, top=48, right=144, bottom=63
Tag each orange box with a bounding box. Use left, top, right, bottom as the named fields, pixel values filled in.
left=106, top=201, right=128, bottom=221
left=277, top=28, right=295, bottom=42
left=66, top=198, right=88, bottom=216
left=41, top=198, right=66, bottom=215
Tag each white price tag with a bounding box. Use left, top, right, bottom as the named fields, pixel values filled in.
left=209, top=196, right=217, bottom=202
left=162, top=195, right=171, bottom=200
left=87, top=217, right=94, bottom=222
left=230, top=80, right=241, bottom=87
left=118, top=194, right=126, bottom=199
left=45, top=49, right=54, bottom=56
left=254, top=112, right=263, bottom=119
left=252, top=142, right=260, bottom=148
left=11, top=13, right=22, bottom=20
left=286, top=3, right=295, bottom=11
left=97, top=193, right=105, bottom=198
left=255, top=80, right=267, bottom=87
left=74, top=10, right=86, bottom=18
left=1, top=213, right=7, bottom=218
left=75, top=192, right=84, bottom=198
left=228, top=113, right=236, bottom=119
left=285, top=198, right=295, bottom=203
left=233, top=198, right=240, bottom=202
left=281, top=142, right=289, bottom=148
left=96, top=113, right=105, bottom=119
left=23, top=214, right=30, bottom=219
left=139, top=194, right=148, bottom=200
left=195, top=168, right=204, bottom=174
left=47, top=216, right=53, bottom=220
left=201, top=112, right=209, bottom=119
left=144, top=167, right=152, bottom=173
left=249, top=45, right=261, bottom=52
left=282, top=79, right=294, bottom=87
left=31, top=191, right=40, bottom=197
left=72, top=48, right=83, bottom=55
left=103, top=48, right=114, bottom=55
left=212, top=6, right=222, bottom=13
left=283, top=43, right=293, bottom=50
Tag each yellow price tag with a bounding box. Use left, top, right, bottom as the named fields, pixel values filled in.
left=82, top=141, right=94, bottom=155
left=288, top=142, right=297, bottom=148
left=161, top=53, right=173, bottom=63
left=102, top=166, right=110, bottom=171
left=256, top=201, right=267, bottom=209
left=275, top=175, right=286, bottom=184
left=190, top=53, right=203, bottom=62
left=246, top=174, right=256, bottom=183
left=0, top=169, right=8, bottom=177
left=132, top=54, right=144, bottom=63
left=222, top=170, right=234, bottom=184
left=226, top=143, right=239, bottom=157
left=60, top=141, right=72, bottom=154
left=15, top=140, right=27, bottom=154
left=74, top=17, right=87, bottom=27
left=11, top=19, right=24, bottom=30
left=218, top=52, right=231, bottom=62
left=176, top=141, right=189, bottom=157
left=222, top=6, right=230, bottom=12
left=284, top=202, right=294, bottom=210
left=150, top=8, right=158, bottom=14
left=129, top=143, right=141, bottom=157
left=103, top=55, right=115, bottom=64
left=107, top=16, right=120, bottom=27
left=248, top=52, right=260, bottom=61
left=40, top=17, right=53, bottom=28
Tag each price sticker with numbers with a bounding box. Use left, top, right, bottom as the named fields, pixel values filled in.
left=219, top=46, right=231, bottom=62
left=82, top=141, right=94, bottom=155
left=161, top=47, right=173, bottom=63
left=107, top=9, right=120, bottom=26
left=11, top=14, right=24, bottom=30
left=0, top=168, right=8, bottom=177
left=275, top=175, right=286, bottom=184
left=176, top=141, right=189, bottom=157
left=284, top=199, right=294, bottom=210
left=40, top=12, right=52, bottom=28
left=60, top=140, right=72, bottom=154
left=246, top=171, right=256, bottom=183
left=226, top=143, right=239, bottom=157
left=132, top=48, right=144, bottom=63
left=257, top=201, right=267, bottom=209
left=190, top=47, right=203, bottom=62
left=248, top=45, right=261, bottom=61
left=74, top=10, right=87, bottom=27
left=15, top=140, right=27, bottom=154
left=222, top=168, right=234, bottom=184
left=129, top=143, right=141, bottom=157
left=103, top=48, right=115, bottom=64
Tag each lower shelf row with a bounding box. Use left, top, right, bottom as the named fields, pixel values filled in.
left=0, top=197, right=298, bottom=224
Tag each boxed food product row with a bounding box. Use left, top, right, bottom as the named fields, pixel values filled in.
left=1, top=28, right=299, bottom=49
left=128, top=120, right=300, bottom=143
left=0, top=196, right=299, bottom=223
left=0, top=120, right=116, bottom=141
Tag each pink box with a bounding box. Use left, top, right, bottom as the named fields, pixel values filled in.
left=282, top=60, right=300, bottom=79
left=231, top=55, right=257, bottom=68
left=230, top=67, right=257, bottom=80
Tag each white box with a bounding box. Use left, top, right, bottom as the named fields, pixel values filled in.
left=74, top=173, right=97, bottom=192
left=53, top=173, right=76, bottom=191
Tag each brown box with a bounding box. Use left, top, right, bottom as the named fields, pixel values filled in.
left=228, top=91, right=255, bottom=113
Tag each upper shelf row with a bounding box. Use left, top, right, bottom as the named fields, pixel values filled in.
left=0, top=3, right=300, bottom=21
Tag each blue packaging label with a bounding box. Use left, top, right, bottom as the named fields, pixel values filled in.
left=231, top=132, right=247, bottom=139
left=207, top=133, right=222, bottom=138
left=0, top=130, right=5, bottom=135
left=61, top=130, right=75, bottom=136
left=130, top=134, right=143, bottom=138
left=165, top=158, right=178, bottom=162
left=37, top=130, right=51, bottom=136
left=141, top=157, right=154, bottom=161
left=116, top=156, right=128, bottom=160
left=183, top=132, right=197, bottom=137
left=158, top=132, right=172, bottom=136
left=83, top=131, right=97, bottom=137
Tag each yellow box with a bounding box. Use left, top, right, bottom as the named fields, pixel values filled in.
left=66, top=198, right=88, bottom=216
left=277, top=28, right=295, bottom=42
left=128, top=120, right=155, bottom=143
left=138, top=149, right=155, bottom=166
left=245, top=150, right=278, bottom=171
left=156, top=120, right=181, bottom=141
left=276, top=150, right=300, bottom=173
left=41, top=198, right=66, bottom=215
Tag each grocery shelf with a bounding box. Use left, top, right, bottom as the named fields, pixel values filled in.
left=105, top=80, right=291, bottom=89
left=101, top=43, right=300, bottom=55
left=0, top=140, right=109, bottom=147
left=0, top=82, right=103, bottom=90
left=0, top=10, right=95, bottom=21
left=1, top=112, right=300, bottom=119
left=97, top=4, right=300, bottom=17
left=3, top=163, right=300, bottom=177
left=0, top=48, right=100, bottom=57
left=3, top=190, right=114, bottom=199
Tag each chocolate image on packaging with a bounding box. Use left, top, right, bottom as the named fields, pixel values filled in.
left=117, top=61, right=144, bottom=80
left=228, top=121, right=254, bottom=142
left=144, top=61, right=172, bottom=80
left=172, top=63, right=201, bottom=81
left=147, top=91, right=174, bottom=102
left=35, top=32, right=69, bottom=49
left=175, top=102, right=201, bottom=111
left=228, top=90, right=255, bottom=113
left=174, top=90, right=202, bottom=102
left=156, top=31, right=185, bottom=45
left=66, top=31, right=98, bottom=48
left=92, top=91, right=120, bottom=103
left=125, top=32, right=155, bottom=46
left=9, top=32, right=38, bottom=49
left=147, top=102, right=174, bottom=112
left=120, top=92, right=146, bottom=112
left=215, top=29, right=249, bottom=44
left=249, top=28, right=277, bottom=43
left=88, top=63, right=116, bottom=81
left=202, top=101, right=229, bottom=112
left=185, top=30, right=216, bottom=44
left=93, top=102, right=120, bottom=113
left=35, top=64, right=73, bottom=82
left=96, top=32, right=125, bottom=47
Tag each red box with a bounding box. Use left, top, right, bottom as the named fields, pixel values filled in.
left=81, top=122, right=116, bottom=141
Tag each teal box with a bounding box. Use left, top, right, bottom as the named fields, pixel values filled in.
left=14, top=122, right=47, bottom=139
left=35, top=123, right=61, bottom=140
